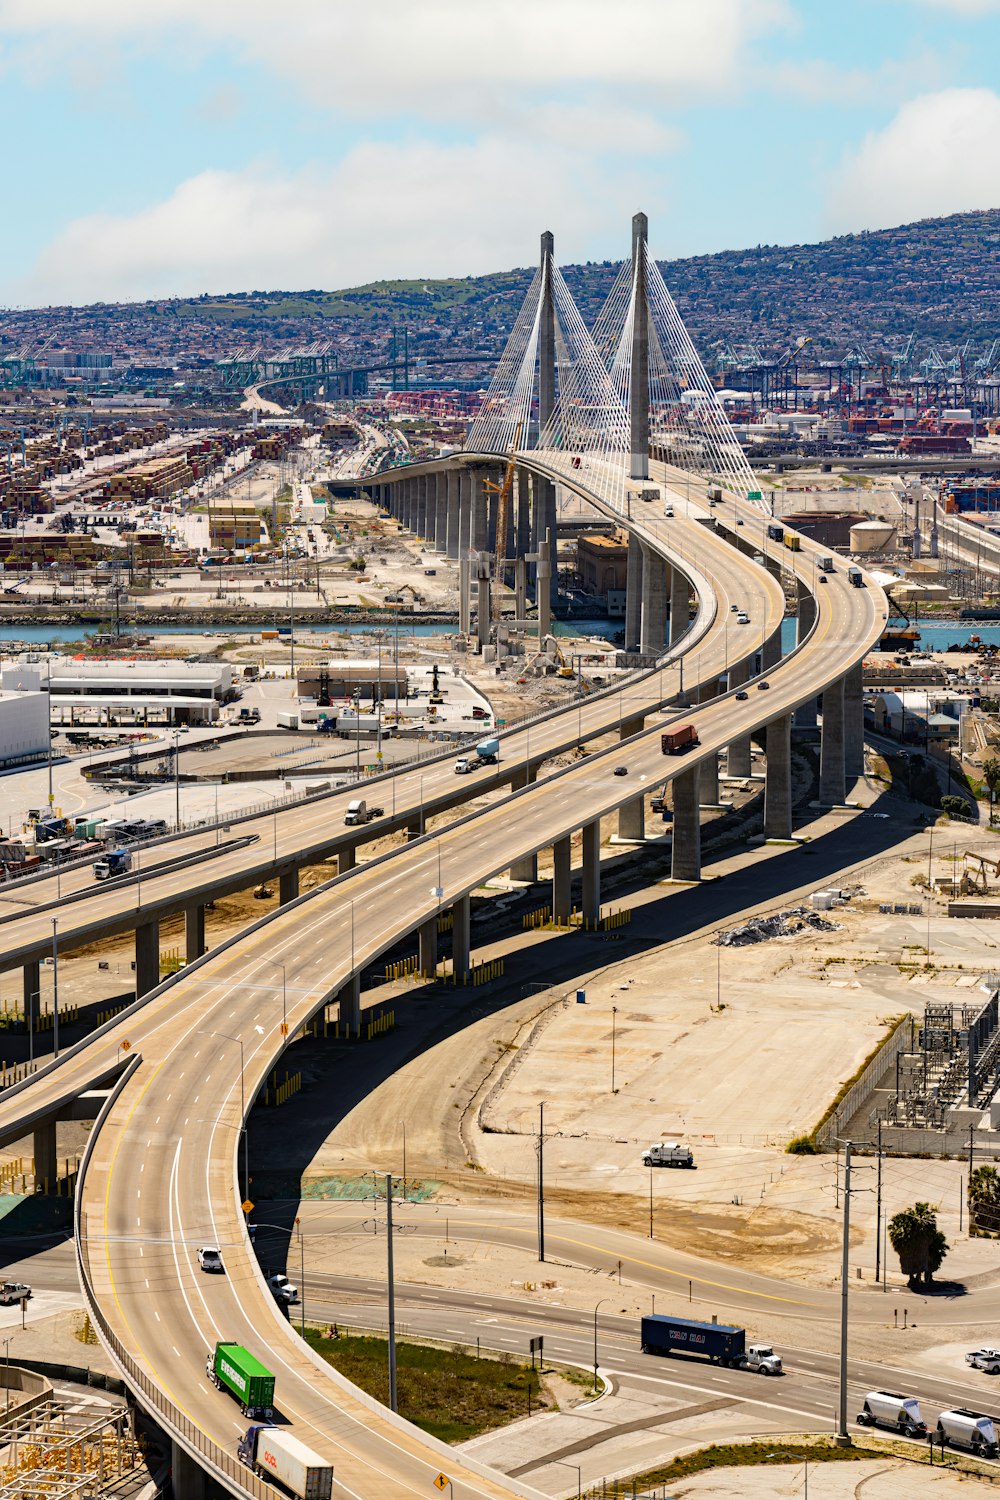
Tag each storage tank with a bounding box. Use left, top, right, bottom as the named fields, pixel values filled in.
left=850, top=519, right=896, bottom=553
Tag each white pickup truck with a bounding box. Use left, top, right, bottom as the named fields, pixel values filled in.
left=642, top=1142, right=695, bottom=1169
left=966, top=1347, right=1000, bottom=1374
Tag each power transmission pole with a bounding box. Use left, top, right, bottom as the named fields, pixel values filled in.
left=838, top=1142, right=852, bottom=1442
left=875, top=1118, right=883, bottom=1287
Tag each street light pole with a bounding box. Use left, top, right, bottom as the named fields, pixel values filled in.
left=386, top=1172, right=398, bottom=1414
left=399, top=1119, right=407, bottom=1202
left=592, top=1298, right=610, bottom=1393
left=837, top=1141, right=852, bottom=1442
left=51, top=918, right=59, bottom=1059
left=611, top=1005, right=618, bottom=1094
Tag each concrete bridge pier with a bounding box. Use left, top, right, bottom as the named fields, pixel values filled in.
left=338, top=846, right=356, bottom=875
left=509, top=768, right=538, bottom=881
left=22, top=961, right=39, bottom=1038
left=582, top=820, right=601, bottom=926
left=134, top=919, right=160, bottom=999
left=819, top=676, right=846, bottom=804
left=476, top=559, right=491, bottom=651
left=171, top=1443, right=207, bottom=1500
left=537, top=480, right=558, bottom=611
left=458, top=470, right=472, bottom=555
left=795, top=582, right=819, bottom=728
left=338, top=974, right=361, bottom=1037
left=764, top=714, right=793, bottom=839
left=33, top=1119, right=57, bottom=1194
left=279, top=869, right=299, bottom=905
left=514, top=559, right=527, bottom=621
left=432, top=473, right=446, bottom=550
left=624, top=534, right=643, bottom=652
left=452, top=894, right=470, bottom=980
left=669, top=568, right=690, bottom=646
left=459, top=551, right=472, bottom=636
left=844, top=662, right=865, bottom=781
left=640, top=546, right=668, bottom=655
left=762, top=624, right=783, bottom=672
left=552, top=835, right=572, bottom=925
left=445, top=470, right=460, bottom=558
left=418, top=917, right=438, bottom=978
left=185, top=905, right=205, bottom=965
left=516, top=468, right=531, bottom=564
left=671, top=765, right=701, bottom=882
left=726, top=659, right=753, bottom=777
left=471, top=468, right=488, bottom=553
left=536, top=531, right=553, bottom=638
left=401, top=479, right=414, bottom=531
left=697, top=682, right=721, bottom=804
left=617, top=718, right=645, bottom=838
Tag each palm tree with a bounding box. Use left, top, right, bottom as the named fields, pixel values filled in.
left=888, top=1202, right=948, bottom=1288
left=969, top=1166, right=1000, bottom=1238
left=983, top=758, right=1000, bottom=824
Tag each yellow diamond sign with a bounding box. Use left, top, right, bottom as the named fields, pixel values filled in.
left=433, top=1476, right=450, bottom=1492
left=242, top=1199, right=255, bottom=1215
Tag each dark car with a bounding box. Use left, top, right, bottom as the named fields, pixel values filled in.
left=735, top=690, right=749, bottom=701
left=613, top=766, right=629, bottom=777
left=757, top=681, right=770, bottom=691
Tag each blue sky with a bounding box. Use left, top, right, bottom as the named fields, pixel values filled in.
left=0, top=0, right=999, bottom=305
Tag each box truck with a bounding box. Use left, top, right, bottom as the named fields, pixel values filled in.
left=237, top=1425, right=333, bottom=1498
left=206, top=1342, right=275, bottom=1419
left=661, top=724, right=699, bottom=755
left=640, top=1315, right=782, bottom=1373
left=848, top=566, right=864, bottom=588
left=93, top=848, right=132, bottom=881
left=816, top=555, right=835, bottom=573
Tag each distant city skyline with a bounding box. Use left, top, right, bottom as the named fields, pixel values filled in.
left=1, top=0, right=999, bottom=305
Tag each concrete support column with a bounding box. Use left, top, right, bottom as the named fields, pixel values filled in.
left=514, top=559, right=527, bottom=621
left=23, top=961, right=40, bottom=1037
left=516, top=468, right=531, bottom=562
left=487, top=479, right=498, bottom=555
left=431, top=473, right=445, bottom=550
left=33, top=1119, right=57, bottom=1193
left=476, top=560, right=491, bottom=651
left=452, top=894, right=470, bottom=979
left=582, top=819, right=601, bottom=926
left=416, top=475, right=428, bottom=540
left=671, top=765, right=701, bottom=882
left=471, top=468, right=488, bottom=553
left=762, top=625, right=783, bottom=671
left=538, top=479, right=558, bottom=610
left=134, top=918, right=160, bottom=999
left=338, top=974, right=360, bottom=1036
left=844, top=661, right=865, bottom=781
left=640, top=545, right=668, bottom=656
left=171, top=1443, right=207, bottom=1500
left=185, top=905, right=205, bottom=965
left=536, top=531, right=552, bottom=639
left=697, top=682, right=720, bottom=805
left=338, top=845, right=356, bottom=875
left=669, top=567, right=690, bottom=646
left=727, top=659, right=753, bottom=778
left=445, top=469, right=460, bottom=559
left=279, top=869, right=299, bottom=905
left=819, top=676, right=846, bottom=805
left=764, top=713, right=793, bottom=839
left=629, top=212, right=650, bottom=480
left=418, top=917, right=438, bottom=978
left=624, top=534, right=643, bottom=651
left=458, top=469, right=472, bottom=556
left=402, top=479, right=414, bottom=531
left=509, top=768, right=538, bottom=881
left=551, top=835, right=572, bottom=925
left=796, top=580, right=817, bottom=643
left=459, top=551, right=472, bottom=636
left=617, top=717, right=645, bottom=838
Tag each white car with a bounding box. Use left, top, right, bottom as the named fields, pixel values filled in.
left=267, top=1273, right=299, bottom=1305
left=736, top=611, right=750, bottom=625
left=197, top=1247, right=224, bottom=1274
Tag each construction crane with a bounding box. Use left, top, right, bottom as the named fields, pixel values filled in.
left=484, top=424, right=521, bottom=626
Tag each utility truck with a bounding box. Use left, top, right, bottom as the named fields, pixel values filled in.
left=640, top=1316, right=782, bottom=1373
left=237, top=1425, right=333, bottom=1498
left=642, top=1143, right=695, bottom=1169
left=454, top=737, right=500, bottom=773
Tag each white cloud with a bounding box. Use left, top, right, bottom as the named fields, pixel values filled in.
left=903, top=0, right=1000, bottom=11
left=825, top=88, right=1000, bottom=233
left=0, top=1, right=789, bottom=115
left=17, top=138, right=657, bottom=305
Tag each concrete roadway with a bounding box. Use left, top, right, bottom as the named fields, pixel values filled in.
left=0, top=466, right=885, bottom=1495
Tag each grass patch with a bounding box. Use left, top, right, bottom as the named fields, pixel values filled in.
left=614, top=1439, right=868, bottom=1492
left=305, top=1330, right=547, bottom=1443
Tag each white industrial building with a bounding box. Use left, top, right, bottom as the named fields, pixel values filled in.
left=0, top=661, right=229, bottom=728
left=0, top=690, right=49, bottom=768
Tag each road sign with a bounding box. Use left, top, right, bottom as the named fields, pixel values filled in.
left=280, top=1023, right=289, bottom=1036
left=242, top=1199, right=255, bottom=1215
left=433, top=1475, right=451, bottom=1492
left=120, top=1039, right=132, bottom=1051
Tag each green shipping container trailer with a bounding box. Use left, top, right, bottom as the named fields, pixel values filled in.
left=207, top=1341, right=275, bottom=1418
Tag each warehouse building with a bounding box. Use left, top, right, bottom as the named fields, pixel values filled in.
left=0, top=690, right=49, bottom=768
left=296, top=660, right=409, bottom=702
